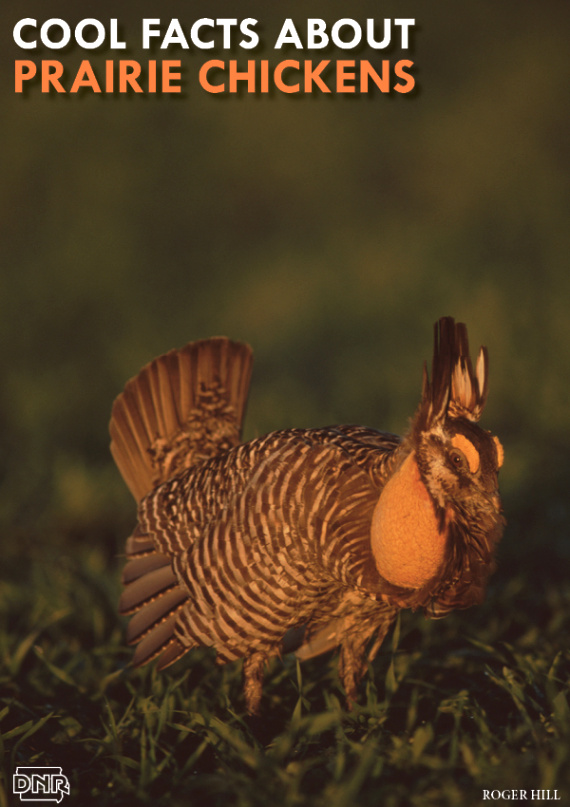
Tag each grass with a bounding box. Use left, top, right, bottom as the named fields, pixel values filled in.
left=1, top=501, right=569, bottom=807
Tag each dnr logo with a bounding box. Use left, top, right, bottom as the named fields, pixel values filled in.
left=13, top=767, right=70, bottom=803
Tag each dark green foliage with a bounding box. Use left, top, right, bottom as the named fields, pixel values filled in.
left=1, top=491, right=569, bottom=805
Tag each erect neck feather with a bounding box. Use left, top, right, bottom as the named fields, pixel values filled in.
left=371, top=452, right=447, bottom=589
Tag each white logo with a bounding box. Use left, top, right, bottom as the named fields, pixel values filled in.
left=13, top=767, right=70, bottom=803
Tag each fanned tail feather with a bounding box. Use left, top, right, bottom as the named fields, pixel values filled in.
left=110, top=337, right=253, bottom=501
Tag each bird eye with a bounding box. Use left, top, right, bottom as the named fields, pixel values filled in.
left=449, top=449, right=467, bottom=471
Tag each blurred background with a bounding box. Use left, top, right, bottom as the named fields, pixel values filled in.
left=1, top=0, right=568, bottom=603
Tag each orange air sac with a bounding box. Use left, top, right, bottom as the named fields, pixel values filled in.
left=371, top=452, right=447, bottom=588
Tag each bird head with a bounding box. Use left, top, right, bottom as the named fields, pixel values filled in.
left=411, top=317, right=503, bottom=522
left=371, top=317, right=504, bottom=601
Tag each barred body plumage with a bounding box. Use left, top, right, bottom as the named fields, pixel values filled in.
left=110, top=320, right=505, bottom=712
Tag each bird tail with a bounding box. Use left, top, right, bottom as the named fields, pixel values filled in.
left=414, top=317, right=489, bottom=432
left=113, top=336, right=253, bottom=671
left=109, top=337, right=253, bottom=501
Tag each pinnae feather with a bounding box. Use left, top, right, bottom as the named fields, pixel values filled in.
left=415, top=317, right=490, bottom=428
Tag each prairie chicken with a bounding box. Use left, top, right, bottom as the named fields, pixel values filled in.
left=110, top=317, right=504, bottom=713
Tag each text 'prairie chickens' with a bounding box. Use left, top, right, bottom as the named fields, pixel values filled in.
left=110, top=317, right=504, bottom=713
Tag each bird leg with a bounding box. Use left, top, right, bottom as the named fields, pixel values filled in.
left=243, top=652, right=266, bottom=715
left=338, top=636, right=370, bottom=708
left=366, top=619, right=393, bottom=664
